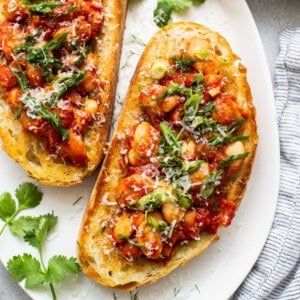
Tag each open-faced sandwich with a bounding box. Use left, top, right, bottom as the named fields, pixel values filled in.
left=0, top=0, right=127, bottom=186
left=78, top=22, right=258, bottom=290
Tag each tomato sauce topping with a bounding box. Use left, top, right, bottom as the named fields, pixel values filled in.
left=108, top=46, right=250, bottom=262
left=0, top=0, right=104, bottom=167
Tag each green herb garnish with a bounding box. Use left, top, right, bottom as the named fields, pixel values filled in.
left=200, top=170, right=223, bottom=199
left=171, top=53, right=195, bottom=72
left=0, top=182, right=42, bottom=236
left=147, top=215, right=168, bottom=231
left=208, top=135, right=249, bottom=147
left=48, top=72, right=86, bottom=106
left=21, top=95, right=69, bottom=140
left=220, top=152, right=249, bottom=168
left=25, top=1, right=63, bottom=14
left=154, top=0, right=206, bottom=27
left=0, top=183, right=81, bottom=300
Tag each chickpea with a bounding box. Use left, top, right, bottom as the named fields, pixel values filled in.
left=162, top=202, right=185, bottom=224
left=139, top=85, right=167, bottom=117
left=131, top=211, right=145, bottom=230
left=212, top=94, right=242, bottom=125
left=190, top=162, right=210, bottom=185
left=5, top=87, right=22, bottom=108
left=183, top=210, right=197, bottom=226
left=159, top=95, right=181, bottom=113
left=58, top=131, right=87, bottom=167
left=26, top=63, right=43, bottom=87
left=187, top=37, right=211, bottom=56
left=181, top=140, right=196, bottom=161
left=113, top=214, right=133, bottom=243
left=137, top=221, right=163, bottom=259
left=0, top=65, right=17, bottom=89
left=170, top=104, right=183, bottom=122
left=74, top=16, right=92, bottom=42
left=150, top=59, right=170, bottom=80
left=80, top=71, right=98, bottom=93
left=2, top=0, right=28, bottom=21
left=116, top=174, right=154, bottom=207
left=204, top=74, right=223, bottom=86
left=128, top=122, right=160, bottom=166
left=84, top=99, right=98, bottom=116
left=182, top=210, right=202, bottom=240
left=117, top=243, right=142, bottom=260
left=225, top=141, right=245, bottom=156
left=193, top=57, right=220, bottom=75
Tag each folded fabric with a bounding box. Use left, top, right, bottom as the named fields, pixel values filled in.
left=235, top=28, right=300, bottom=300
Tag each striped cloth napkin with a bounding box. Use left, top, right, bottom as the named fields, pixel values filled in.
left=235, top=28, right=300, bottom=299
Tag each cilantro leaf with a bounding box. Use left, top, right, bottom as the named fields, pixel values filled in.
left=171, top=0, right=192, bottom=12
left=15, top=182, right=43, bottom=211
left=9, top=213, right=56, bottom=239
left=154, top=0, right=173, bottom=27
left=46, top=255, right=81, bottom=283
left=154, top=0, right=206, bottom=27
left=7, top=254, right=46, bottom=288
left=9, top=216, right=40, bottom=238
left=0, top=192, right=16, bottom=221
left=24, top=214, right=57, bottom=251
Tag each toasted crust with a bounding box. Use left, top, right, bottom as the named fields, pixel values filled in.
left=0, top=0, right=127, bottom=186
left=78, top=22, right=258, bottom=290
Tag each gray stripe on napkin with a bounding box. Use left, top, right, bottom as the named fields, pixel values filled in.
left=234, top=28, right=300, bottom=300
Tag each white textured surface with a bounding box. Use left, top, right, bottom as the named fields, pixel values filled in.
left=0, top=0, right=298, bottom=299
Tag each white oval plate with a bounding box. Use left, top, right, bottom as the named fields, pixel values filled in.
left=0, top=0, right=279, bottom=299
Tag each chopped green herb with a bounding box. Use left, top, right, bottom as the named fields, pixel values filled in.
left=14, top=32, right=67, bottom=81
left=176, top=194, right=192, bottom=208
left=10, top=64, right=28, bottom=91
left=184, top=93, right=202, bottom=117
left=174, top=286, right=181, bottom=296
left=158, top=83, right=191, bottom=101
left=130, top=291, right=139, bottom=300
left=182, top=160, right=202, bottom=174
left=117, top=235, right=145, bottom=249
left=220, top=152, right=249, bottom=168
left=25, top=2, right=63, bottom=14
left=200, top=170, right=223, bottom=199
left=147, top=215, right=168, bottom=231
left=208, top=135, right=249, bottom=147
left=132, top=192, right=166, bottom=212
left=48, top=72, right=86, bottom=106
left=171, top=53, right=195, bottom=72
left=153, top=0, right=206, bottom=27
left=21, top=95, right=69, bottom=140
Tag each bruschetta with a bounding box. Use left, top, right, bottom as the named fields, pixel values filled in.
left=0, top=0, right=127, bottom=185
left=78, top=22, right=258, bottom=290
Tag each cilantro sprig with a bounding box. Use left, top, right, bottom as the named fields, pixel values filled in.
left=7, top=214, right=80, bottom=299
left=154, top=0, right=206, bottom=27
left=0, top=182, right=42, bottom=236
left=0, top=182, right=81, bottom=300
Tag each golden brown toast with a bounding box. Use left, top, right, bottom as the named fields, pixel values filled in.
left=78, top=22, right=258, bottom=290
left=0, top=0, right=127, bottom=186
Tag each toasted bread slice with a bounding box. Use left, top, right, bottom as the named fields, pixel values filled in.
left=78, top=22, right=258, bottom=290
left=0, top=0, right=127, bottom=186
